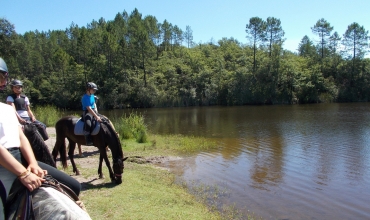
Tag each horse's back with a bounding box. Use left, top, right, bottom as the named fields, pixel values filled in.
left=55, top=116, right=79, bottom=131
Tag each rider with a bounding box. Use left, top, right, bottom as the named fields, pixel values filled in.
left=6, top=80, right=37, bottom=124
left=6, top=79, right=48, bottom=140
left=82, top=82, right=102, bottom=146
left=0, top=57, right=81, bottom=219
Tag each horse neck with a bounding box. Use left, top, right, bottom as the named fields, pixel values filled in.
left=104, top=123, right=123, bottom=159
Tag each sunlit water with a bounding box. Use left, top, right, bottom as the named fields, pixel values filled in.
left=101, top=103, right=370, bottom=219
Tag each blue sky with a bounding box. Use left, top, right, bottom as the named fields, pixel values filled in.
left=3, top=0, right=370, bottom=53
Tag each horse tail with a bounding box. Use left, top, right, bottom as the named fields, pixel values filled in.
left=52, top=119, right=68, bottom=169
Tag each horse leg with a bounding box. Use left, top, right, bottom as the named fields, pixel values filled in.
left=99, top=147, right=115, bottom=182
left=98, top=152, right=104, bottom=179
left=104, top=154, right=115, bottom=183
left=67, top=140, right=80, bottom=175
left=78, top=144, right=83, bottom=157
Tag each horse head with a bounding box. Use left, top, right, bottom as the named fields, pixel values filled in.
left=113, top=157, right=128, bottom=184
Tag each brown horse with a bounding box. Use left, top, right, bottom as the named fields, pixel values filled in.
left=52, top=116, right=128, bottom=184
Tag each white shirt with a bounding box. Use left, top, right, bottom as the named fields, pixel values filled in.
left=6, top=95, right=30, bottom=118
left=0, top=103, right=21, bottom=149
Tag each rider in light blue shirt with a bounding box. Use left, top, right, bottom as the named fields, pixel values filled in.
left=81, top=82, right=102, bottom=145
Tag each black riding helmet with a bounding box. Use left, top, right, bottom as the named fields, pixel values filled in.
left=86, top=82, right=98, bottom=90
left=0, top=57, right=9, bottom=91
left=10, top=79, right=23, bottom=87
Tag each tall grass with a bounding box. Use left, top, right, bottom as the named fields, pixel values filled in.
left=113, top=112, right=148, bottom=143
left=33, top=105, right=61, bottom=127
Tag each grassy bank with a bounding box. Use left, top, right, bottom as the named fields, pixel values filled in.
left=38, top=106, right=253, bottom=219
left=70, top=136, right=229, bottom=220
left=77, top=163, right=222, bottom=219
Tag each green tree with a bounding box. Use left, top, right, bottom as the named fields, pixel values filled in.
left=311, top=18, right=333, bottom=59
left=265, top=17, right=285, bottom=57
left=341, top=22, right=369, bottom=88
left=184, top=25, right=193, bottom=48
left=298, top=35, right=317, bottom=58
left=161, top=20, right=173, bottom=51
left=0, top=18, right=17, bottom=58
left=342, top=22, right=369, bottom=60
left=246, top=17, right=266, bottom=73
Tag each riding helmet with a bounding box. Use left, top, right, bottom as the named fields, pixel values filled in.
left=86, top=82, right=98, bottom=90
left=10, top=79, right=23, bottom=87
left=0, top=58, right=9, bottom=91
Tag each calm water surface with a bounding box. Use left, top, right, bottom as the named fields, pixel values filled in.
left=103, top=103, right=370, bottom=219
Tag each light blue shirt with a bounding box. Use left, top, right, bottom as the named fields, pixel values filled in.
left=81, top=94, right=95, bottom=111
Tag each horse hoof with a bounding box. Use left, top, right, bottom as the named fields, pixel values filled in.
left=99, top=175, right=104, bottom=179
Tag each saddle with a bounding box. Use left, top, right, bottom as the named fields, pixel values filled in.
left=74, top=117, right=100, bottom=136
left=6, top=175, right=91, bottom=220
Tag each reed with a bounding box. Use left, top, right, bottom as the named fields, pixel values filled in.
left=33, top=105, right=61, bottom=127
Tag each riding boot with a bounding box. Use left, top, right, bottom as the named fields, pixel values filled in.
left=84, top=134, right=93, bottom=146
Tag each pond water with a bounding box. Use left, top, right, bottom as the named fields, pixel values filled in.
left=101, top=103, right=370, bottom=219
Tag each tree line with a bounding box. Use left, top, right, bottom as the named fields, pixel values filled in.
left=0, top=9, right=369, bottom=110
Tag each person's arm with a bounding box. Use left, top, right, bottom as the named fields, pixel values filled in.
left=24, top=97, right=36, bottom=122
left=0, top=145, right=44, bottom=191
left=18, top=126, right=46, bottom=178
left=25, top=105, right=36, bottom=122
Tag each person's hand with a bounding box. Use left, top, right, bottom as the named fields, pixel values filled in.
left=27, top=163, right=47, bottom=178
left=19, top=172, right=45, bottom=192
left=76, top=200, right=87, bottom=212
left=31, top=116, right=36, bottom=122
left=96, top=116, right=102, bottom=122
left=19, top=118, right=27, bottom=124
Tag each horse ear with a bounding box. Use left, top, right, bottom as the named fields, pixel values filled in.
left=123, top=157, right=128, bottom=161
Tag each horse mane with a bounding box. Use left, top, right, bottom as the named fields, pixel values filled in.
left=101, top=120, right=124, bottom=159
left=23, top=124, right=56, bottom=167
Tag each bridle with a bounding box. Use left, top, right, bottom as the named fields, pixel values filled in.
left=113, top=158, right=123, bottom=178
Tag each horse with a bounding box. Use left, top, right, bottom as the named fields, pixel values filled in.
left=23, top=123, right=56, bottom=167
left=52, top=116, right=128, bottom=184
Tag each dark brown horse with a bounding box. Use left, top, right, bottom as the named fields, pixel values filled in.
left=52, top=116, right=128, bottom=184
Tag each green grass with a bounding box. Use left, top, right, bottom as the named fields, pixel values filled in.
left=78, top=163, right=223, bottom=220
left=33, top=105, right=61, bottom=126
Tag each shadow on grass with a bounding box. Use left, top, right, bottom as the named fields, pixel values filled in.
left=80, top=179, right=117, bottom=191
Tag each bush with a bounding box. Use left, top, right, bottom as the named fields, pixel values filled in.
left=113, top=113, right=148, bottom=143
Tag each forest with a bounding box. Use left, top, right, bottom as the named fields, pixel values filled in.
left=0, top=9, right=369, bottom=109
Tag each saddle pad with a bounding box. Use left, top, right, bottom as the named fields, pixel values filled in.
left=74, top=118, right=100, bottom=136
left=32, top=187, right=92, bottom=220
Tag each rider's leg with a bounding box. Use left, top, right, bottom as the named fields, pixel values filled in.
left=83, top=113, right=93, bottom=146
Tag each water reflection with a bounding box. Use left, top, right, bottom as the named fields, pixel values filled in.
left=100, top=104, right=370, bottom=219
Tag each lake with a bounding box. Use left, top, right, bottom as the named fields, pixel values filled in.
left=101, top=103, right=370, bottom=219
